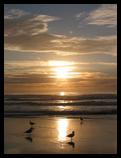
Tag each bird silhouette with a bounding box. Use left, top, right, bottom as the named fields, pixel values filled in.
left=24, top=127, right=34, bottom=134
left=29, top=120, right=35, bottom=126
left=67, top=131, right=75, bottom=141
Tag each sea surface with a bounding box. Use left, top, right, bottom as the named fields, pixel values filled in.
left=4, top=94, right=117, bottom=117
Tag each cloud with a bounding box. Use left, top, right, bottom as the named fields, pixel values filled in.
left=5, top=60, right=116, bottom=70
left=5, top=56, right=116, bottom=85
left=30, top=14, right=60, bottom=22
left=5, top=71, right=117, bottom=95
left=86, top=4, right=117, bottom=27
left=5, top=73, right=54, bottom=84
left=5, top=78, right=117, bottom=94
left=4, top=9, right=29, bottom=19
left=4, top=8, right=117, bottom=56
left=50, top=35, right=117, bottom=56
left=4, top=19, right=48, bottom=36
left=5, top=32, right=117, bottom=56
left=4, top=60, right=116, bottom=83
left=76, top=12, right=86, bottom=18
left=5, top=71, right=116, bottom=84
left=4, top=9, right=60, bottom=36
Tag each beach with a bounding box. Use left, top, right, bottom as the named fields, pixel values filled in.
left=4, top=115, right=117, bottom=154
left=4, top=3, right=117, bottom=155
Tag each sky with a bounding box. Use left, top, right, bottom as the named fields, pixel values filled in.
left=4, top=4, right=117, bottom=95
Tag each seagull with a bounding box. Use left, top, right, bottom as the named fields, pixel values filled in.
left=29, top=120, right=35, bottom=126
left=24, top=127, right=34, bottom=134
left=67, top=131, right=75, bottom=141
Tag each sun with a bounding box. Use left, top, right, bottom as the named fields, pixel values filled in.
left=54, top=67, right=70, bottom=79
left=60, top=92, right=65, bottom=96
left=49, top=60, right=73, bottom=79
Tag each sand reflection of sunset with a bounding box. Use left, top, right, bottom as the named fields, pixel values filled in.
left=57, top=118, right=68, bottom=141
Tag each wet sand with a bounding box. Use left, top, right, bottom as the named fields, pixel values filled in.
left=4, top=115, right=117, bottom=154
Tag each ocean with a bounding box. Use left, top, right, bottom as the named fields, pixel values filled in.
left=4, top=94, right=117, bottom=117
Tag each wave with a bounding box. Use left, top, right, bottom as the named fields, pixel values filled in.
left=5, top=93, right=117, bottom=101
left=4, top=109, right=117, bottom=117
left=4, top=101, right=117, bottom=106
left=4, top=94, right=117, bottom=117
left=5, top=94, right=117, bottom=106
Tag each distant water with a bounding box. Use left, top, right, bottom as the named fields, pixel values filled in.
left=4, top=94, right=117, bottom=117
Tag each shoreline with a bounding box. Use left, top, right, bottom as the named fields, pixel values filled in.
left=4, top=113, right=117, bottom=118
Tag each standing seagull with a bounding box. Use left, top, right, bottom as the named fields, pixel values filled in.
left=67, top=131, right=75, bottom=141
left=29, top=120, right=35, bottom=126
left=24, top=127, right=34, bottom=134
